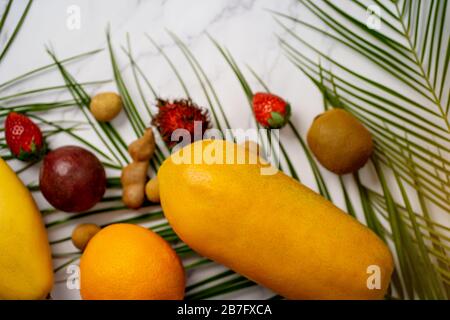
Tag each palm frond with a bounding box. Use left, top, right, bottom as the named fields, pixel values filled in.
left=46, top=48, right=129, bottom=167
left=0, top=0, right=32, bottom=63
left=0, top=48, right=103, bottom=90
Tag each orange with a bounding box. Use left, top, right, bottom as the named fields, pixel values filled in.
left=80, top=223, right=185, bottom=300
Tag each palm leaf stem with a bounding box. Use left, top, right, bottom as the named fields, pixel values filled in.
left=0, top=0, right=33, bottom=63
left=0, top=49, right=103, bottom=90
left=393, top=1, right=450, bottom=131
left=0, top=0, right=13, bottom=36
left=0, top=80, right=110, bottom=102
left=47, top=49, right=129, bottom=166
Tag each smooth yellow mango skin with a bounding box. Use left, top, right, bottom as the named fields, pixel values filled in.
left=0, top=158, right=53, bottom=299
left=159, top=140, right=393, bottom=300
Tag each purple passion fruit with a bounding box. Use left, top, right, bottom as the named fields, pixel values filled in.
left=40, top=146, right=106, bottom=213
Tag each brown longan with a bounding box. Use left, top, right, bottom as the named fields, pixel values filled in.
left=90, top=92, right=123, bottom=122
left=145, top=176, right=160, bottom=203
left=71, top=223, right=101, bottom=251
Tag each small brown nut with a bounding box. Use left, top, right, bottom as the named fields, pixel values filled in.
left=121, top=161, right=149, bottom=209
left=121, top=161, right=148, bottom=185
left=129, top=129, right=156, bottom=162
left=145, top=176, right=160, bottom=203
left=122, top=184, right=146, bottom=209
left=90, top=92, right=123, bottom=122
left=71, top=223, right=101, bottom=251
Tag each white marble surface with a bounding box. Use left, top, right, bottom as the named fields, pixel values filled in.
left=1, top=0, right=445, bottom=300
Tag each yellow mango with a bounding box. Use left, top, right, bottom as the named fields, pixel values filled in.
left=159, top=140, right=393, bottom=300
left=0, top=158, right=53, bottom=299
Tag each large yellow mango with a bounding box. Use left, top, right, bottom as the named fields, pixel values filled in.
left=159, top=140, right=393, bottom=300
left=0, top=158, right=53, bottom=299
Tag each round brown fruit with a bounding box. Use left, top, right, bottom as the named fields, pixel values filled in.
left=40, top=146, right=106, bottom=213
left=90, top=92, right=123, bottom=122
left=307, top=109, right=373, bottom=175
left=72, top=223, right=101, bottom=251
left=145, top=177, right=160, bottom=203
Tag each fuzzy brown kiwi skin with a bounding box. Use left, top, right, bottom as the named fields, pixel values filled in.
left=307, top=109, right=374, bottom=175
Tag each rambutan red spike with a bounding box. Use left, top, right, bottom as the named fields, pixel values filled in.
left=152, top=99, right=210, bottom=148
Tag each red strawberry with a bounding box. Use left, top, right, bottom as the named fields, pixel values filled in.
left=5, top=112, right=46, bottom=161
left=252, top=92, right=291, bottom=129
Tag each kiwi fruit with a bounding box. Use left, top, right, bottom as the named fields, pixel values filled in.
left=307, top=109, right=373, bottom=174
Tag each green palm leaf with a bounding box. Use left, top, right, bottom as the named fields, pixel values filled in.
left=0, top=0, right=32, bottom=64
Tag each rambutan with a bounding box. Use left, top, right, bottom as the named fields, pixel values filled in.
left=152, top=99, right=210, bottom=148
